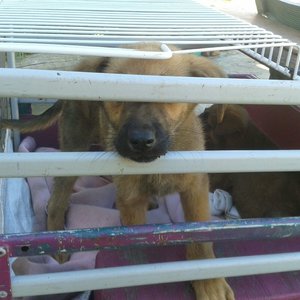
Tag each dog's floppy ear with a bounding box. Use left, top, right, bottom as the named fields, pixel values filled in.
left=214, top=105, right=249, bottom=137
left=75, top=57, right=110, bottom=73
left=188, top=55, right=227, bottom=78
left=216, top=104, right=228, bottom=124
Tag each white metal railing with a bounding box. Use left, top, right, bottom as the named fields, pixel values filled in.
left=1, top=68, right=300, bottom=297
left=0, top=0, right=300, bottom=298
left=0, top=69, right=300, bottom=104
left=12, top=252, right=300, bottom=297
left=0, top=0, right=299, bottom=80
left=1, top=147, right=300, bottom=177
left=0, top=43, right=173, bottom=59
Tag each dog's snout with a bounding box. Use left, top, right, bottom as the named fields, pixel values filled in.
left=128, top=128, right=156, bottom=151
left=115, top=119, right=169, bottom=162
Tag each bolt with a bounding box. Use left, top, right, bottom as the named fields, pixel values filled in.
left=0, top=291, right=8, bottom=298
left=0, top=247, right=6, bottom=257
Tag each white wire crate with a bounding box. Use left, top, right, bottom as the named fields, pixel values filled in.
left=0, top=0, right=299, bottom=78
left=0, top=0, right=300, bottom=299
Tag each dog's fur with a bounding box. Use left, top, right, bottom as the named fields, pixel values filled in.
left=201, top=104, right=300, bottom=218
left=1, top=43, right=234, bottom=299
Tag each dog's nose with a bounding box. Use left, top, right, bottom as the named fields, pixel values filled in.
left=128, top=128, right=156, bottom=151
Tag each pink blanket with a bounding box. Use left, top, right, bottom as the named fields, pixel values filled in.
left=12, top=136, right=238, bottom=300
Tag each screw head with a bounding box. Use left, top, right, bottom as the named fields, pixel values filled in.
left=0, top=291, right=8, bottom=298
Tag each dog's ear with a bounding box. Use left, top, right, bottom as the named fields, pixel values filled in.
left=75, top=57, right=110, bottom=73
left=188, top=55, right=227, bottom=78
left=216, top=104, right=228, bottom=124
left=214, top=105, right=249, bottom=137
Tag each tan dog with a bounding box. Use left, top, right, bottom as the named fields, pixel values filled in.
left=201, top=104, right=300, bottom=218
left=1, top=43, right=234, bottom=299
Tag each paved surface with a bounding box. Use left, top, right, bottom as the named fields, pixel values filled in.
left=200, top=0, right=300, bottom=44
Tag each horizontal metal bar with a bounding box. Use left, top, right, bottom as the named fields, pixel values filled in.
left=0, top=3, right=203, bottom=12
left=0, top=43, right=172, bottom=59
left=0, top=32, right=284, bottom=40
left=1, top=41, right=294, bottom=53
left=0, top=150, right=299, bottom=178
left=172, top=42, right=295, bottom=53
left=3, top=217, right=300, bottom=257
left=0, top=69, right=300, bottom=104
left=0, top=10, right=221, bottom=16
left=0, top=22, right=255, bottom=28
left=0, top=24, right=270, bottom=32
left=0, top=29, right=275, bottom=37
left=12, top=251, right=300, bottom=297
left=0, top=15, right=243, bottom=22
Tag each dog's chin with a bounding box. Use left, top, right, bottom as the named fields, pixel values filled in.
left=115, top=143, right=168, bottom=163
left=129, top=155, right=161, bottom=163
left=122, top=153, right=162, bottom=163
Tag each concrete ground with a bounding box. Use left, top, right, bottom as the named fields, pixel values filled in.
left=198, top=0, right=300, bottom=78
left=201, top=0, right=300, bottom=45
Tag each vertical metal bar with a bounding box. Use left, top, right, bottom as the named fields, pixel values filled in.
left=6, top=52, right=20, bottom=149
left=0, top=52, right=7, bottom=121
left=268, top=45, right=274, bottom=63
left=0, top=247, right=12, bottom=300
left=285, top=46, right=293, bottom=67
left=6, top=53, right=16, bottom=71
left=0, top=53, right=6, bottom=67
left=276, top=46, right=283, bottom=67
left=292, top=46, right=300, bottom=80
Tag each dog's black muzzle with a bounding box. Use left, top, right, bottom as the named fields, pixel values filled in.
left=115, top=121, right=169, bottom=162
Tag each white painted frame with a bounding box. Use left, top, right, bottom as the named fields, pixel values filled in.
left=0, top=0, right=300, bottom=298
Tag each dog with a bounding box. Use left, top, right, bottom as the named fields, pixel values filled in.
left=201, top=104, right=300, bottom=218
left=1, top=43, right=234, bottom=299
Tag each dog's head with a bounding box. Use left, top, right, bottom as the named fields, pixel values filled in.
left=87, top=43, right=226, bottom=162
left=201, top=104, right=249, bottom=150
left=201, top=104, right=279, bottom=151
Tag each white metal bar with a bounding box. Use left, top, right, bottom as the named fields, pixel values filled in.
left=241, top=48, right=299, bottom=79
left=0, top=150, right=299, bottom=178
left=276, top=46, right=283, bottom=66
left=0, top=32, right=285, bottom=40
left=0, top=23, right=256, bottom=29
left=12, top=252, right=300, bottom=297
left=0, top=15, right=243, bottom=22
left=172, top=42, right=295, bottom=53
left=268, top=46, right=274, bottom=63
left=0, top=0, right=296, bottom=77
left=293, top=46, right=300, bottom=80
left=0, top=38, right=293, bottom=46
left=0, top=3, right=203, bottom=12
left=285, top=46, right=293, bottom=66
left=0, top=25, right=267, bottom=32
left=6, top=52, right=20, bottom=149
left=1, top=42, right=295, bottom=55
left=1, top=69, right=300, bottom=104
left=6, top=53, right=18, bottom=120
left=0, top=43, right=172, bottom=59
left=0, top=53, right=5, bottom=67
left=6, top=52, right=15, bottom=68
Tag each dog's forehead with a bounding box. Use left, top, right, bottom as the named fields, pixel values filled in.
left=107, top=56, right=189, bottom=76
